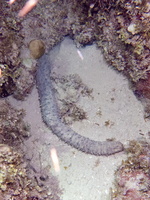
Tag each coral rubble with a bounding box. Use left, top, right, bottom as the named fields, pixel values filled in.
left=0, top=101, right=30, bottom=146
left=112, top=140, right=150, bottom=200
left=0, top=0, right=150, bottom=198
left=0, top=100, right=62, bottom=199
left=71, top=0, right=150, bottom=112
left=0, top=0, right=35, bottom=99
left=51, top=73, right=92, bottom=124
left=1, top=0, right=149, bottom=101
left=0, top=144, right=50, bottom=200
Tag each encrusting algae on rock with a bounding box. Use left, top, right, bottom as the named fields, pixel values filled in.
left=0, top=0, right=150, bottom=199
left=0, top=100, right=62, bottom=199
left=0, top=144, right=52, bottom=199
left=112, top=139, right=150, bottom=200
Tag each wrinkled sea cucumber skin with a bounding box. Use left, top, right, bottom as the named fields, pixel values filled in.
left=36, top=53, right=124, bottom=156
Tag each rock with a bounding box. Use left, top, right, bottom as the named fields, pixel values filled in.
left=29, top=39, right=45, bottom=59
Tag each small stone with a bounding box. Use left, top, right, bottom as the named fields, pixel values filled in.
left=127, top=23, right=136, bottom=35
left=29, top=39, right=45, bottom=59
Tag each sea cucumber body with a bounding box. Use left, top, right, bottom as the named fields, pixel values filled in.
left=36, top=53, right=124, bottom=156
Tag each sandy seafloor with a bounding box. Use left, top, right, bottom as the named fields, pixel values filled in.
left=7, top=37, right=150, bottom=200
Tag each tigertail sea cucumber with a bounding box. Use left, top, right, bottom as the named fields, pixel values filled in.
left=36, top=52, right=124, bottom=156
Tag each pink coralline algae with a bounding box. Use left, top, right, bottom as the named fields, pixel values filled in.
left=112, top=140, right=150, bottom=200
left=135, top=73, right=150, bottom=100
